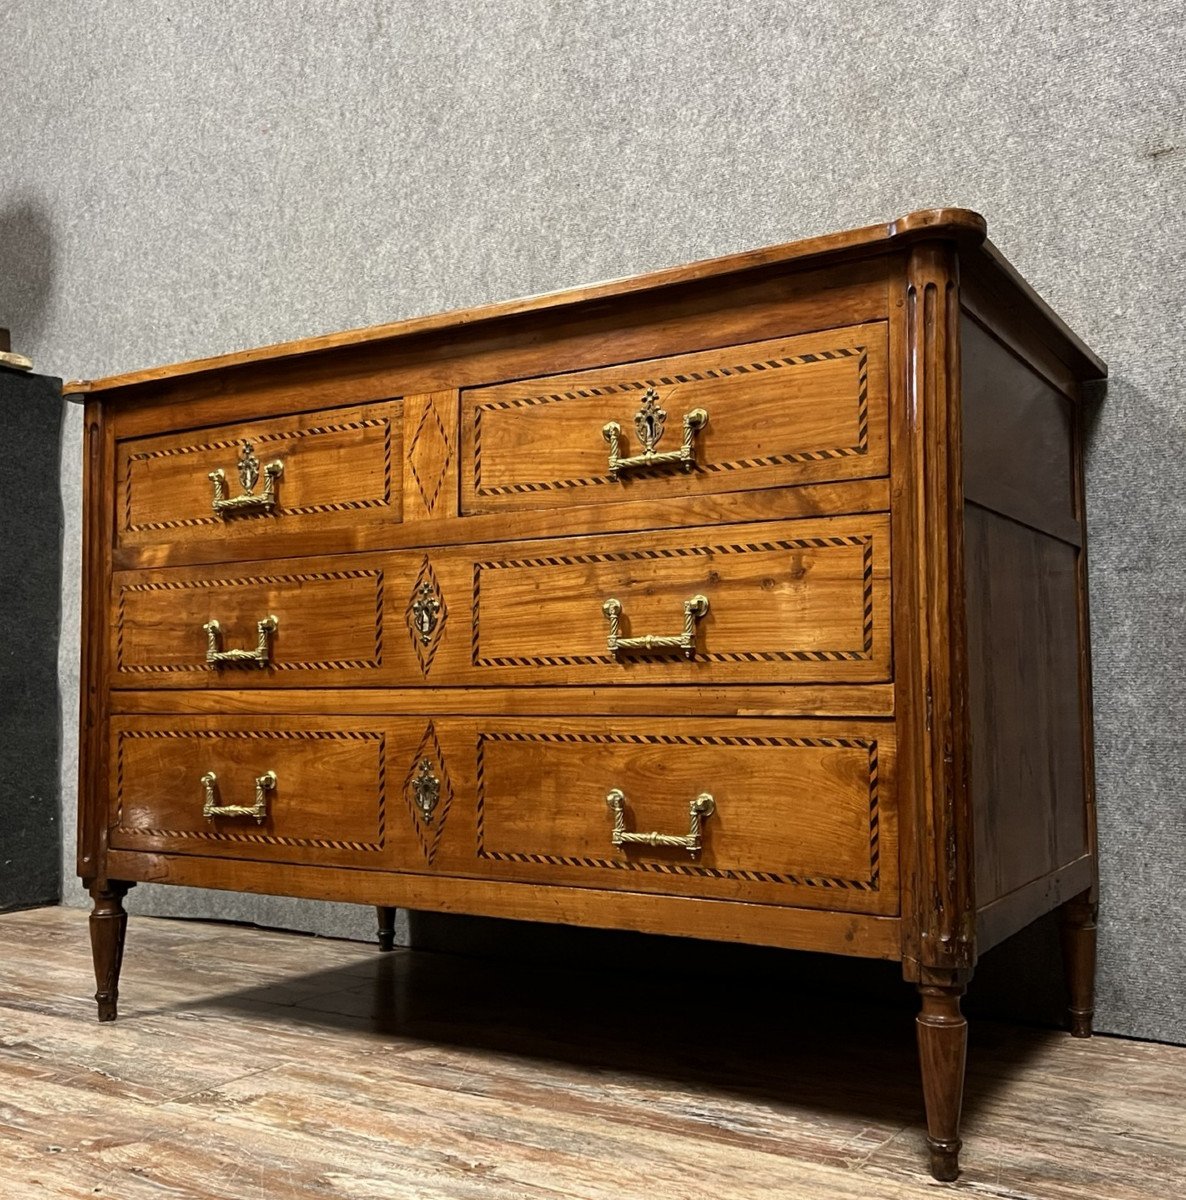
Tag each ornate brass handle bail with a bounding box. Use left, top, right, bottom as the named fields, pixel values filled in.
left=203, top=615, right=278, bottom=666
left=201, top=770, right=275, bottom=824
left=602, top=594, right=709, bottom=659
left=602, top=389, right=707, bottom=478
left=606, top=788, right=715, bottom=856
left=209, top=441, right=283, bottom=514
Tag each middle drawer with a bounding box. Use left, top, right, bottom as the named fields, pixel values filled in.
left=111, top=513, right=891, bottom=688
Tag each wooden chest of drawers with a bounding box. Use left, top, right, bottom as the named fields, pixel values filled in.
left=70, top=208, right=1106, bottom=1182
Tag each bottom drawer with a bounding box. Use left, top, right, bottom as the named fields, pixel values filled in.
left=109, top=716, right=404, bottom=868
left=466, top=718, right=897, bottom=916
left=108, top=713, right=897, bottom=915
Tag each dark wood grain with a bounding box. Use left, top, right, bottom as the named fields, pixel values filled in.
left=87, top=879, right=132, bottom=1021
left=965, top=505, right=1087, bottom=906
left=101, top=849, right=902, bottom=959
left=375, top=905, right=397, bottom=952
left=897, top=241, right=975, bottom=982
left=77, top=401, right=115, bottom=880
left=110, top=477, right=892, bottom=573
left=916, top=977, right=969, bottom=1181
left=961, top=315, right=1079, bottom=544
left=1059, top=889, right=1098, bottom=1037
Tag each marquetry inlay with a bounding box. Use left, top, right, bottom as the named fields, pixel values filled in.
left=407, top=394, right=454, bottom=515
left=115, top=569, right=385, bottom=673
left=471, top=535, right=876, bottom=669
left=406, top=558, right=446, bottom=677
left=113, top=729, right=387, bottom=852
left=475, top=730, right=881, bottom=890
left=472, top=345, right=869, bottom=497
left=123, top=416, right=394, bottom=533
left=403, top=722, right=454, bottom=864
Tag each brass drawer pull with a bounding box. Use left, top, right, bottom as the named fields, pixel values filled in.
left=602, top=389, right=707, bottom=478
left=203, top=615, right=278, bottom=666
left=602, top=594, right=709, bottom=659
left=606, top=788, right=715, bottom=855
left=201, top=770, right=275, bottom=824
left=209, top=441, right=283, bottom=514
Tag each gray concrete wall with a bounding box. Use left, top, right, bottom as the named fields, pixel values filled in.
left=1, top=1, right=1182, bottom=1041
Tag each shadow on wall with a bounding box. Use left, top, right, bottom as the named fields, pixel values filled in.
left=0, top=196, right=57, bottom=350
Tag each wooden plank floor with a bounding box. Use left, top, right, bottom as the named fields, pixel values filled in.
left=1, top=907, right=1183, bottom=1199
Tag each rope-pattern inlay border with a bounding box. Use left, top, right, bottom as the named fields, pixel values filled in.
left=475, top=731, right=880, bottom=890
left=114, top=729, right=386, bottom=851
left=116, top=569, right=385, bottom=673
left=472, top=536, right=876, bottom=668
left=472, top=346, right=868, bottom=496
left=124, top=417, right=394, bottom=533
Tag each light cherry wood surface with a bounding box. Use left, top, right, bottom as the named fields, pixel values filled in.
left=117, top=399, right=402, bottom=552
left=69, top=208, right=1108, bottom=1183
left=461, top=322, right=888, bottom=514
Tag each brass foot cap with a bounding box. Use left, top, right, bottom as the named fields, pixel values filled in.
left=927, top=1138, right=961, bottom=1182
left=1070, top=1010, right=1094, bottom=1038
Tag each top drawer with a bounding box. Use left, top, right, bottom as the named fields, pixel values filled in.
left=116, top=399, right=401, bottom=553
left=461, top=322, right=888, bottom=514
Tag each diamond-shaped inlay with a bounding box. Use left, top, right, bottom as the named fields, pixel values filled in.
left=408, top=396, right=452, bottom=514
left=406, top=557, right=446, bottom=676
left=403, top=722, right=453, bottom=864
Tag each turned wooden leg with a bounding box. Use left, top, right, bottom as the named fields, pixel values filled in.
left=1059, top=890, right=1097, bottom=1038
left=916, top=980, right=968, bottom=1182
left=376, top=906, right=396, bottom=952
left=88, top=881, right=132, bottom=1023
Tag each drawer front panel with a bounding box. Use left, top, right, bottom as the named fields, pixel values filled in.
left=462, top=718, right=897, bottom=915
left=461, top=323, right=888, bottom=513
left=110, top=512, right=890, bottom=689
left=111, top=555, right=396, bottom=688
left=116, top=399, right=401, bottom=551
left=458, top=514, right=891, bottom=685
left=109, top=717, right=421, bottom=868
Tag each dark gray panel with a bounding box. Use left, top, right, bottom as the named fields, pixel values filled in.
left=0, top=368, right=62, bottom=911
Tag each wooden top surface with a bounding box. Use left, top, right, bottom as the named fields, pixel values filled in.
left=63, top=208, right=1106, bottom=397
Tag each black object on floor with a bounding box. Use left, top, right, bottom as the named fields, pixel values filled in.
left=0, top=362, right=63, bottom=911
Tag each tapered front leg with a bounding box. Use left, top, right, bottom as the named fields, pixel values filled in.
left=916, top=979, right=968, bottom=1182
left=88, top=881, right=132, bottom=1022
left=1059, top=890, right=1097, bottom=1037
left=376, top=906, right=396, bottom=952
